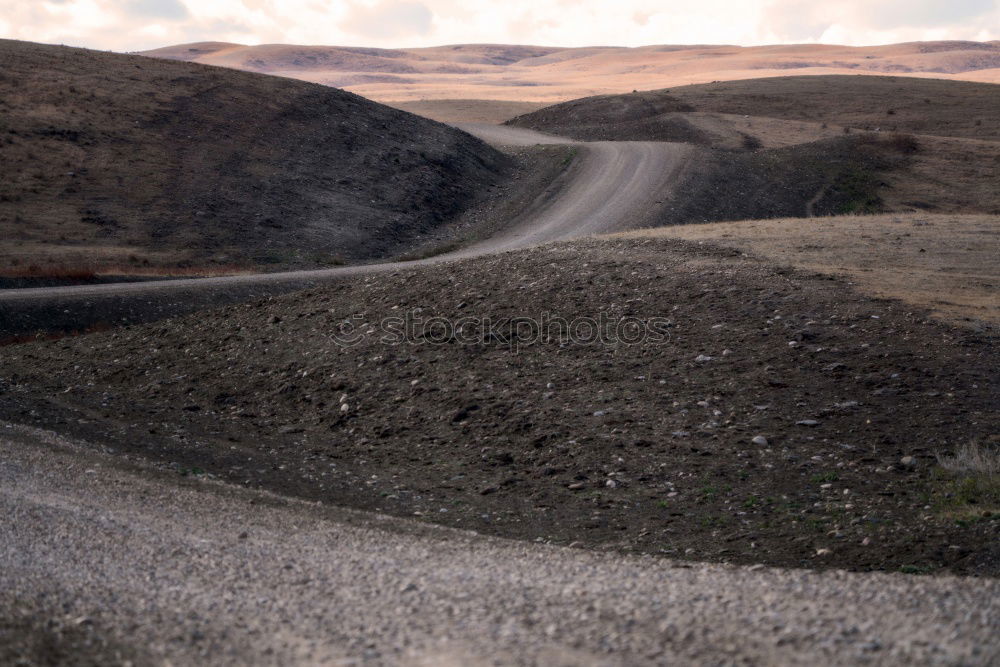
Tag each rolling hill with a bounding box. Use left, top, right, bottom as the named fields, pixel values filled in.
left=507, top=75, right=1000, bottom=142
left=0, top=39, right=508, bottom=275
left=139, top=40, right=1000, bottom=105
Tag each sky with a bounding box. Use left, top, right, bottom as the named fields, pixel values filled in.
left=0, top=0, right=998, bottom=52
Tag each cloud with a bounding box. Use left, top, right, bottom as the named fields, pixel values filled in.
left=762, top=0, right=1000, bottom=42
left=124, top=0, right=189, bottom=20
left=867, top=0, right=994, bottom=29
left=760, top=1, right=829, bottom=41
left=0, top=0, right=996, bottom=52
left=342, top=1, right=433, bottom=39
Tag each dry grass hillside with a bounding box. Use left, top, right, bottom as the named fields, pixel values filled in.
left=0, top=39, right=508, bottom=275
left=619, top=214, right=1000, bottom=328
left=140, top=40, right=1000, bottom=104
left=508, top=75, right=1000, bottom=142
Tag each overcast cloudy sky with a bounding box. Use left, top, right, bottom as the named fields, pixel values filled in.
left=1, top=0, right=997, bottom=51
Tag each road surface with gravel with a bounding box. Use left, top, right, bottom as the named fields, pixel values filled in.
left=2, top=423, right=998, bottom=665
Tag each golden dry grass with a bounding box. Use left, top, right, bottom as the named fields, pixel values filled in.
left=617, top=214, right=1000, bottom=327
left=142, top=40, right=1000, bottom=105
left=665, top=76, right=1000, bottom=142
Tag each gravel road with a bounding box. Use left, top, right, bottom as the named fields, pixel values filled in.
left=0, top=126, right=689, bottom=337
left=3, top=423, right=997, bottom=665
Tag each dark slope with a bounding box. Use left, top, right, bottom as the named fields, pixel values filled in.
left=0, top=39, right=508, bottom=272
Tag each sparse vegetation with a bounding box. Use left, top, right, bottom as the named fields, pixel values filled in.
left=935, top=442, right=1000, bottom=517
left=939, top=441, right=1000, bottom=477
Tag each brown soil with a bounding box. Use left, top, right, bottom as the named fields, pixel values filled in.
left=621, top=214, right=1000, bottom=329
left=0, top=39, right=508, bottom=272
left=881, top=135, right=1000, bottom=214
left=2, top=237, right=997, bottom=576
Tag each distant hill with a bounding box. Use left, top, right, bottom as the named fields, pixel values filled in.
left=139, top=40, right=1000, bottom=103
left=507, top=75, right=1000, bottom=142
left=0, top=39, right=508, bottom=274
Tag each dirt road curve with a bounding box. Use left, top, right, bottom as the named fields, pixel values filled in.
left=0, top=126, right=690, bottom=336
left=3, top=423, right=998, bottom=666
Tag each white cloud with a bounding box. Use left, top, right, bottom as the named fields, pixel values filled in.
left=123, top=0, right=190, bottom=20
left=761, top=0, right=1000, bottom=44
left=0, top=0, right=997, bottom=51
left=342, top=1, right=432, bottom=39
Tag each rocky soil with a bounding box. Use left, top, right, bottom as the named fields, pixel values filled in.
left=2, top=237, right=997, bottom=575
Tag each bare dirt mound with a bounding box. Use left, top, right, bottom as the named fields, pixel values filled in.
left=508, top=75, right=1000, bottom=142
left=3, top=237, right=997, bottom=576
left=0, top=39, right=508, bottom=274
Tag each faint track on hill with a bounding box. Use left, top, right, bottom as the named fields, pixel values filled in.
left=0, top=125, right=691, bottom=336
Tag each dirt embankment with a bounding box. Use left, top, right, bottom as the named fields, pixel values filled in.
left=0, top=39, right=509, bottom=274
left=2, top=237, right=997, bottom=576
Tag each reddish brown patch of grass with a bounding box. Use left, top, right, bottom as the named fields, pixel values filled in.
left=0, top=263, right=253, bottom=280
left=0, top=322, right=115, bottom=347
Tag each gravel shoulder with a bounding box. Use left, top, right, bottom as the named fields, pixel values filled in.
left=3, top=422, right=998, bottom=666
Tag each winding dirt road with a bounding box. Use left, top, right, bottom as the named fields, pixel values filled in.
left=4, top=126, right=998, bottom=665
left=0, top=126, right=690, bottom=336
